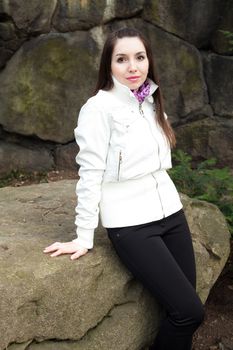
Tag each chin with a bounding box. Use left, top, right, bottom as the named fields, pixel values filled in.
left=126, top=81, right=141, bottom=90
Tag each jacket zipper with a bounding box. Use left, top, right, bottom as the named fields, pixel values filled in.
left=117, top=150, right=122, bottom=181
left=152, top=172, right=165, bottom=218
left=157, top=142, right=161, bottom=169
left=139, top=102, right=161, bottom=169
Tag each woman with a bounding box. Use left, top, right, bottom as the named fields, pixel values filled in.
left=44, top=27, right=205, bottom=349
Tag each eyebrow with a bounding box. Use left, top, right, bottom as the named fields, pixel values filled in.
left=115, top=51, right=146, bottom=56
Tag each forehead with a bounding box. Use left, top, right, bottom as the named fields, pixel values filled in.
left=112, top=37, right=146, bottom=55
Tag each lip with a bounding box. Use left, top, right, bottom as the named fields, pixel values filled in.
left=126, top=76, right=141, bottom=81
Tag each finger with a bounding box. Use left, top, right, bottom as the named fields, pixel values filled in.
left=49, top=245, right=77, bottom=257
left=43, top=246, right=59, bottom=253
left=50, top=249, right=64, bottom=257
left=43, top=242, right=62, bottom=252
left=70, top=251, right=86, bottom=260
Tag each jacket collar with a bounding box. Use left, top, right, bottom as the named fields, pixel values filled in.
left=111, top=74, right=159, bottom=104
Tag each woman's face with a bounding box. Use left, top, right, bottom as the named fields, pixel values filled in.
left=111, top=36, right=149, bottom=90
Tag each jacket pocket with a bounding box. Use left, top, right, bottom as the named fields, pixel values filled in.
left=112, top=113, right=140, bottom=133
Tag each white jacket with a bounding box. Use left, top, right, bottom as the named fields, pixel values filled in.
left=74, top=75, right=183, bottom=249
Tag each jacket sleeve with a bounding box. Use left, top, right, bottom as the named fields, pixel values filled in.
left=73, top=100, right=111, bottom=249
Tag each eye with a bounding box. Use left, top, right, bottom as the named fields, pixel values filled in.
left=137, top=55, right=145, bottom=61
left=116, top=57, right=127, bottom=63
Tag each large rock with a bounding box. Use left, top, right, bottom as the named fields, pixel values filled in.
left=146, top=23, right=209, bottom=121
left=202, top=53, right=233, bottom=117
left=0, top=18, right=26, bottom=70
left=179, top=193, right=230, bottom=302
left=0, top=141, right=54, bottom=175
left=0, top=180, right=230, bottom=350
left=54, top=142, right=79, bottom=171
left=52, top=0, right=111, bottom=31
left=175, top=117, right=233, bottom=167
left=0, top=0, right=57, bottom=33
left=0, top=180, right=161, bottom=350
left=52, top=0, right=145, bottom=32
left=114, top=0, right=145, bottom=19
left=0, top=31, right=98, bottom=143
left=0, top=0, right=56, bottom=69
left=143, top=0, right=223, bottom=48
left=211, top=0, right=233, bottom=55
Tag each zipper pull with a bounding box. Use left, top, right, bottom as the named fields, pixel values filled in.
left=117, top=150, right=122, bottom=181
left=139, top=102, right=145, bottom=117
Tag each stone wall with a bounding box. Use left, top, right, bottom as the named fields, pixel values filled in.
left=0, top=0, right=233, bottom=174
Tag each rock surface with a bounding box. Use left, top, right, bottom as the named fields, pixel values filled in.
left=0, top=31, right=98, bottom=143
left=0, top=0, right=57, bottom=33
left=203, top=53, right=233, bottom=117
left=54, top=142, right=79, bottom=171
left=0, top=141, right=54, bottom=175
left=0, top=180, right=230, bottom=350
left=145, top=22, right=209, bottom=120
left=176, top=117, right=233, bottom=167
left=211, top=0, right=233, bottom=55
left=143, top=0, right=223, bottom=48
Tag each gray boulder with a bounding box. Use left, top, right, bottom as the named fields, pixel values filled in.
left=143, top=0, right=223, bottom=48
left=175, top=117, right=233, bottom=167
left=52, top=0, right=110, bottom=31
left=0, top=180, right=230, bottom=350
left=0, top=20, right=25, bottom=69
left=179, top=193, right=230, bottom=302
left=0, top=141, right=54, bottom=175
left=202, top=53, right=233, bottom=117
left=146, top=23, right=209, bottom=121
left=52, top=0, right=145, bottom=32
left=0, top=31, right=98, bottom=143
left=0, top=0, right=57, bottom=33
left=54, top=142, right=79, bottom=171
left=211, top=0, right=233, bottom=55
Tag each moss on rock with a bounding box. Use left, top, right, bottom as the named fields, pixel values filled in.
left=0, top=32, right=98, bottom=143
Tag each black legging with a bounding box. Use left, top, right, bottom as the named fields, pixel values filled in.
left=106, top=208, right=205, bottom=350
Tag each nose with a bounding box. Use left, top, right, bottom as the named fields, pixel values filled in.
left=128, top=60, right=137, bottom=72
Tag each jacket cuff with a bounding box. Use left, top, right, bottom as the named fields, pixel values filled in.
left=73, top=227, right=94, bottom=249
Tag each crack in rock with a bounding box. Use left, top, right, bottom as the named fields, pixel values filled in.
left=79, top=300, right=136, bottom=341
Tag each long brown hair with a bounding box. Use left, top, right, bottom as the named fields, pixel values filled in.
left=94, top=27, right=176, bottom=148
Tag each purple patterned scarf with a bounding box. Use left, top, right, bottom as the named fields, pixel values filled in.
left=131, top=80, right=150, bottom=103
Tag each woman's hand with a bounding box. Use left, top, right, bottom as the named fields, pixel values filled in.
left=43, top=240, right=89, bottom=260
